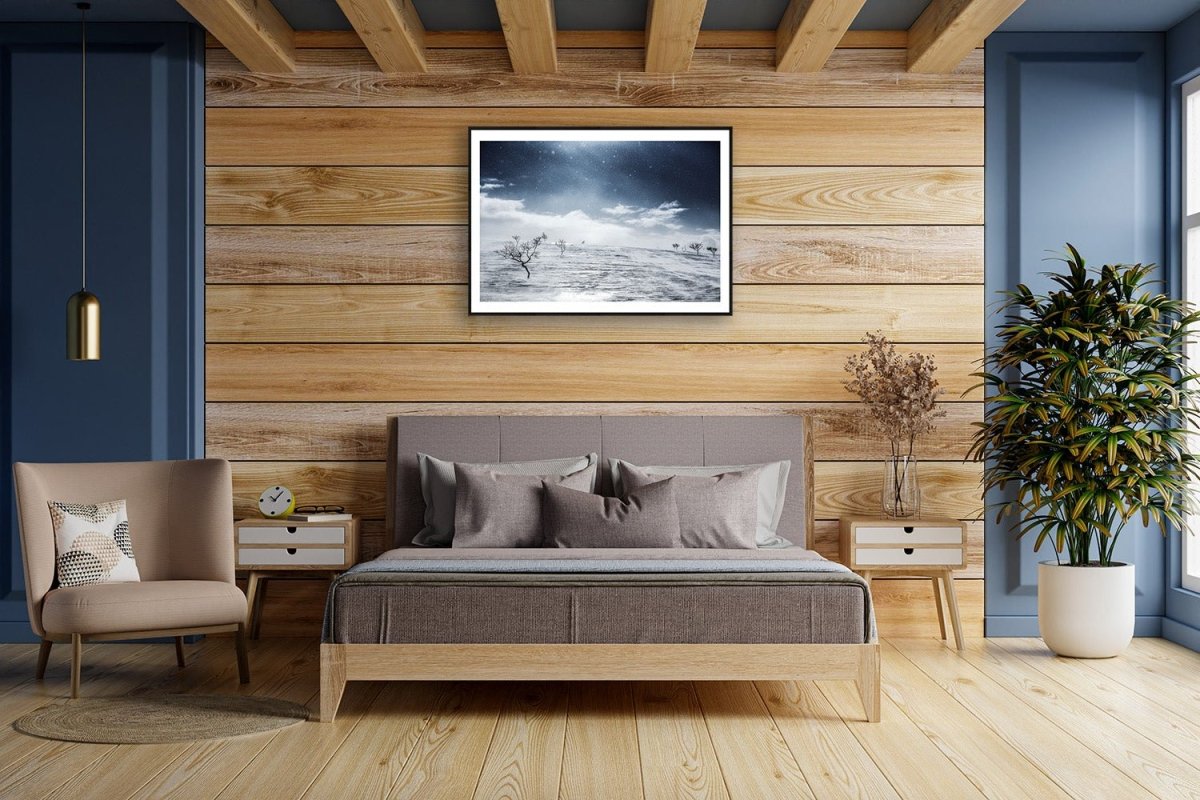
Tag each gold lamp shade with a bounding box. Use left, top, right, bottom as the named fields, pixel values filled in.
left=67, top=290, right=100, bottom=361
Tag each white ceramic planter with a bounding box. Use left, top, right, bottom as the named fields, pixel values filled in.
left=1037, top=561, right=1135, bottom=658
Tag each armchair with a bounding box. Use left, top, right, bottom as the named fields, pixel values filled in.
left=12, top=459, right=249, bottom=696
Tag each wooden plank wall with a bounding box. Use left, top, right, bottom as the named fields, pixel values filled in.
left=204, top=41, right=985, bottom=637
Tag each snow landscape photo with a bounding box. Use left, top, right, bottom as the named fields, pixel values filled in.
left=469, top=128, right=731, bottom=314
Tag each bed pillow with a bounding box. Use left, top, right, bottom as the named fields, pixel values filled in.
left=415, top=451, right=598, bottom=546
left=609, top=458, right=793, bottom=548
left=617, top=462, right=759, bottom=549
left=542, top=478, right=681, bottom=549
left=48, top=499, right=141, bottom=588
left=452, top=461, right=598, bottom=548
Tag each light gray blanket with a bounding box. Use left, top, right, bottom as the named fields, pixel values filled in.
left=340, top=546, right=854, bottom=575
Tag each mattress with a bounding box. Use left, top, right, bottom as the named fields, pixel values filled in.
left=324, top=547, right=874, bottom=645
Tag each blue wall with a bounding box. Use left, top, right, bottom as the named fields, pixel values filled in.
left=1164, top=9, right=1200, bottom=651
left=984, top=32, right=1167, bottom=636
left=0, top=23, right=204, bottom=641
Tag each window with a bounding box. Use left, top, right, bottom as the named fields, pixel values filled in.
left=1185, top=75, right=1200, bottom=592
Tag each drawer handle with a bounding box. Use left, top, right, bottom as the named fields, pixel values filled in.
left=286, top=526, right=297, bottom=534
left=903, top=547, right=914, bottom=555
left=286, top=547, right=297, bottom=555
left=903, top=526, right=914, bottom=534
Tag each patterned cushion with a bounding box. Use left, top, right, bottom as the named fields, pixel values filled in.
left=48, top=500, right=141, bottom=588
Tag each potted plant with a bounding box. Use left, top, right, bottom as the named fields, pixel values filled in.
left=845, top=332, right=945, bottom=518
left=970, top=245, right=1200, bottom=657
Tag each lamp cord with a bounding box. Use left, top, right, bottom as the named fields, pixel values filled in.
left=79, top=2, right=87, bottom=292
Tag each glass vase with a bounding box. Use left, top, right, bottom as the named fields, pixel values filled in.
left=882, top=455, right=920, bottom=518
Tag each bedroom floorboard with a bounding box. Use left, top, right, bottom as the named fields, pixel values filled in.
left=0, top=637, right=1194, bottom=799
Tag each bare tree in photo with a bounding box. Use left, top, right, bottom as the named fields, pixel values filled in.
left=706, top=245, right=718, bottom=257
left=672, top=243, right=680, bottom=251
left=555, top=239, right=568, bottom=255
left=498, top=233, right=548, bottom=279
left=688, top=242, right=702, bottom=255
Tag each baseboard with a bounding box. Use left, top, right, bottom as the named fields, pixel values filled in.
left=985, top=615, right=1163, bottom=637
left=1163, top=617, right=1200, bottom=652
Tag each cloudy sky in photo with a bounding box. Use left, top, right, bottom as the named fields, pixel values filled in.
left=477, top=138, right=723, bottom=249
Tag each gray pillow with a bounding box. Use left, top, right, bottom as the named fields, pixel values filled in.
left=608, top=458, right=793, bottom=548
left=415, top=451, right=598, bottom=546
left=617, top=462, right=759, bottom=549
left=452, top=462, right=598, bottom=548
left=542, top=478, right=681, bottom=549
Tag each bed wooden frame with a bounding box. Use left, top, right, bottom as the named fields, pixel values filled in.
left=319, top=415, right=880, bottom=723
left=320, top=641, right=880, bottom=722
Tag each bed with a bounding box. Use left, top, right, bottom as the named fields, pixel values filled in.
left=319, top=416, right=879, bottom=722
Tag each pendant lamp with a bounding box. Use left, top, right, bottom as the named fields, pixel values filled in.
left=67, top=1, right=99, bottom=361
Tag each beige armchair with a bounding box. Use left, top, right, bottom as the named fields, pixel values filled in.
left=12, top=459, right=249, bottom=696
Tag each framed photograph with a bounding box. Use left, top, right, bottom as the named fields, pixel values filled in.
left=469, top=127, right=732, bottom=315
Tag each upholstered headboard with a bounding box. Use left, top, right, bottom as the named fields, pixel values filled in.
left=386, top=416, right=815, bottom=549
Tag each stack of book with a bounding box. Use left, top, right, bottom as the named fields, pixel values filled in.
left=287, top=511, right=352, bottom=522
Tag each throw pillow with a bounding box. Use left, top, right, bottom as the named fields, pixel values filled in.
left=415, top=452, right=598, bottom=546
left=542, top=478, right=681, bottom=548
left=452, top=461, right=598, bottom=547
left=617, top=462, right=760, bottom=549
left=608, top=458, right=793, bottom=547
left=48, top=499, right=141, bottom=587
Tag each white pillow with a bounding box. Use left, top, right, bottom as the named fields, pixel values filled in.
left=608, top=458, right=793, bottom=548
left=48, top=499, right=141, bottom=588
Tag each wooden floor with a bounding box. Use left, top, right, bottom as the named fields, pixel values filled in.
left=1, top=637, right=1198, bottom=799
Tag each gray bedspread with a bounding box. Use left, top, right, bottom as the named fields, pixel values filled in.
left=323, top=547, right=875, bottom=645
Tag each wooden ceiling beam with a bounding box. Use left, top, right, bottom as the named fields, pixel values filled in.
left=644, top=0, right=708, bottom=73
left=334, top=0, right=426, bottom=72
left=205, top=29, right=909, bottom=51
left=907, top=0, right=1024, bottom=72
left=776, top=0, right=870, bottom=72
left=177, top=0, right=294, bottom=72
left=494, top=0, right=558, bottom=73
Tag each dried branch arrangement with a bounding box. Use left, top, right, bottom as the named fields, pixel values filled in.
left=844, top=332, right=946, bottom=458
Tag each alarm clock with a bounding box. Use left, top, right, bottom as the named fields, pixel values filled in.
left=258, top=485, right=296, bottom=519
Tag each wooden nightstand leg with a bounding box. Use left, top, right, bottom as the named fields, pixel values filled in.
left=253, top=575, right=270, bottom=639
left=941, top=571, right=965, bottom=651
left=931, top=576, right=947, bottom=640
left=245, top=571, right=263, bottom=641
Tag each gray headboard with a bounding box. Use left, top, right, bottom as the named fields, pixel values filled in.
left=386, top=415, right=814, bottom=549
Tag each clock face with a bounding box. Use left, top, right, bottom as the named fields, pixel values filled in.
left=258, top=485, right=295, bottom=518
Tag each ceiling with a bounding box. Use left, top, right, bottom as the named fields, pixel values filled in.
left=2, top=0, right=1199, bottom=32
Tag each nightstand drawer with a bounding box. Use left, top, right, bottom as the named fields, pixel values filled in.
left=237, top=547, right=346, bottom=567
left=855, top=525, right=963, bottom=545
left=855, top=547, right=964, bottom=567
left=237, top=525, right=346, bottom=545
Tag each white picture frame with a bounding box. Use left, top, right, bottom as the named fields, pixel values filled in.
left=469, top=127, right=733, bottom=315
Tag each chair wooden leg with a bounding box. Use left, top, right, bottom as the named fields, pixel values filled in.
left=36, top=639, right=53, bottom=680
left=175, top=636, right=186, bottom=668
left=70, top=634, right=82, bottom=699
left=235, top=623, right=250, bottom=684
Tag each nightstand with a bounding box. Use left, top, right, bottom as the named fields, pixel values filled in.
left=840, top=516, right=967, bottom=650
left=235, top=516, right=360, bottom=638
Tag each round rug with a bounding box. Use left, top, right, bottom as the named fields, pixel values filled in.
left=13, top=695, right=309, bottom=743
